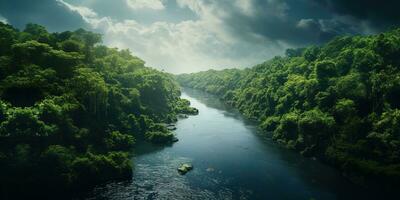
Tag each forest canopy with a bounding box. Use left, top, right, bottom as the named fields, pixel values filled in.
left=177, top=28, right=400, bottom=189
left=0, top=22, right=196, bottom=198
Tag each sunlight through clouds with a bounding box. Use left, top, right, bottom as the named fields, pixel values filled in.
left=56, top=0, right=285, bottom=73
left=126, top=0, right=165, bottom=10
left=47, top=0, right=395, bottom=73
left=234, top=0, right=254, bottom=16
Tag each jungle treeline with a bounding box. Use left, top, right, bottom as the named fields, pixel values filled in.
left=177, top=28, right=400, bottom=190
left=0, top=22, right=196, bottom=198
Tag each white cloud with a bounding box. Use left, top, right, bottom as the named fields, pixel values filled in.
left=0, top=14, right=8, bottom=24
left=57, top=0, right=286, bottom=73
left=297, top=19, right=319, bottom=29
left=106, top=18, right=283, bottom=73
left=57, top=0, right=97, bottom=18
left=235, top=0, right=254, bottom=16
left=57, top=0, right=113, bottom=29
left=176, top=0, right=204, bottom=15
left=126, top=0, right=165, bottom=10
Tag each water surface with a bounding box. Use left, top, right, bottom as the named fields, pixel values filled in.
left=88, top=88, right=377, bottom=200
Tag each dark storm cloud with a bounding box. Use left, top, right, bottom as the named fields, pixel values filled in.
left=212, top=0, right=352, bottom=46
left=311, top=0, right=400, bottom=26
left=0, top=0, right=87, bottom=32
left=212, top=0, right=400, bottom=47
left=2, top=0, right=398, bottom=46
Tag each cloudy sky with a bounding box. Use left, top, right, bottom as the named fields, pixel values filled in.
left=0, top=0, right=399, bottom=73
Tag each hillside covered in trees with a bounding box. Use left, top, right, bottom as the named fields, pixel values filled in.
left=0, top=22, right=197, bottom=199
left=177, top=28, right=400, bottom=190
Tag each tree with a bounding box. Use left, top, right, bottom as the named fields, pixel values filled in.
left=23, top=23, right=54, bottom=44
left=0, top=22, right=17, bottom=55
left=177, top=28, right=400, bottom=188
left=0, top=23, right=195, bottom=197
left=0, top=108, right=56, bottom=138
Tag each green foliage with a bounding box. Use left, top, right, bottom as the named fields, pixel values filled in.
left=0, top=107, right=57, bottom=138
left=315, top=60, right=337, bottom=80
left=71, top=152, right=132, bottom=187
left=175, top=98, right=199, bottom=114
left=177, top=28, right=400, bottom=188
left=0, top=22, right=17, bottom=55
left=0, top=23, right=194, bottom=198
left=105, top=131, right=135, bottom=151
left=145, top=131, right=175, bottom=144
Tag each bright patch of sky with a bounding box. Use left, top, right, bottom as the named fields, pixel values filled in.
left=1, top=0, right=399, bottom=73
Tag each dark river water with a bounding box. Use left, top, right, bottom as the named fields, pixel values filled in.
left=87, top=88, right=379, bottom=200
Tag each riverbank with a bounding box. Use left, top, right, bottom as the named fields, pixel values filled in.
left=86, top=88, right=380, bottom=200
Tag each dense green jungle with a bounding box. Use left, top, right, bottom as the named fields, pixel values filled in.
left=0, top=22, right=197, bottom=198
left=177, top=28, right=400, bottom=191
left=1, top=8, right=400, bottom=199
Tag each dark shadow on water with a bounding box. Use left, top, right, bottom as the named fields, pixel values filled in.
left=133, top=141, right=174, bottom=156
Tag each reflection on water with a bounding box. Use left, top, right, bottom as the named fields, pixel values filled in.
left=87, top=88, right=378, bottom=200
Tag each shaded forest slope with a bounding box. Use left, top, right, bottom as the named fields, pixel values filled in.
left=177, top=28, right=400, bottom=189
left=0, top=22, right=196, bottom=198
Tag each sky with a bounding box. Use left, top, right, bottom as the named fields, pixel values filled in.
left=0, top=0, right=399, bottom=74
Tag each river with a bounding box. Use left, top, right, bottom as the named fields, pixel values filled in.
left=87, top=88, right=378, bottom=200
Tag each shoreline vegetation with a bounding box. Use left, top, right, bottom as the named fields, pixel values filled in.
left=0, top=22, right=197, bottom=199
left=1, top=20, right=399, bottom=198
left=177, top=28, right=400, bottom=192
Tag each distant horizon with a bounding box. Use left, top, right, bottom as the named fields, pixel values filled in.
left=1, top=0, right=399, bottom=73
left=1, top=20, right=397, bottom=75
left=1, top=1, right=400, bottom=199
